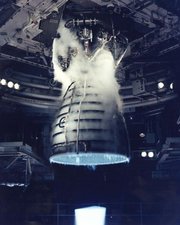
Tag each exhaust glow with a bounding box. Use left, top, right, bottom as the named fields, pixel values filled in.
left=50, top=153, right=129, bottom=166
left=75, top=206, right=106, bottom=225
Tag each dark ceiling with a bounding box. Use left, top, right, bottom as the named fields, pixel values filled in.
left=0, top=1, right=180, bottom=225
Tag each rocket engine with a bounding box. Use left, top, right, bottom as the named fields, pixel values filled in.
left=50, top=16, right=130, bottom=166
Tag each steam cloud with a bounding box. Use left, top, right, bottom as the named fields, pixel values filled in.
left=52, top=21, right=122, bottom=112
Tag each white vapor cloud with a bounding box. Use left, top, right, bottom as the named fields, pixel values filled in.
left=52, top=20, right=122, bottom=112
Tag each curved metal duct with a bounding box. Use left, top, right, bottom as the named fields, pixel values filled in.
left=50, top=80, right=130, bottom=166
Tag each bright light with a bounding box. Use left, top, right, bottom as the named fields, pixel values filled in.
left=148, top=151, right=154, bottom=158
left=75, top=206, right=106, bottom=225
left=14, top=83, right=20, bottom=90
left=139, top=133, right=145, bottom=138
left=141, top=151, right=147, bottom=157
left=158, top=82, right=164, bottom=89
left=1, top=182, right=25, bottom=187
left=170, top=83, right=173, bottom=90
left=7, top=81, right=14, bottom=88
left=0, top=79, right=7, bottom=85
